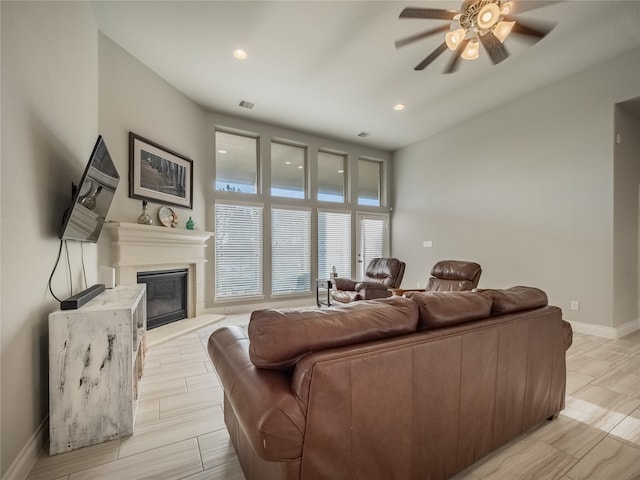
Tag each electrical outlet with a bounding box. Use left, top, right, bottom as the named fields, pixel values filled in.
left=422, top=240, right=433, bottom=248
left=570, top=300, right=580, bottom=311
left=224, top=307, right=233, bottom=314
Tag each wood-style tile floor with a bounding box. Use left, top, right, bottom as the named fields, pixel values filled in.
left=28, top=316, right=640, bottom=480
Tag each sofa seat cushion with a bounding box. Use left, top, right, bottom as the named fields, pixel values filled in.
left=248, top=296, right=419, bottom=370
left=404, top=291, right=492, bottom=330
left=475, top=286, right=548, bottom=315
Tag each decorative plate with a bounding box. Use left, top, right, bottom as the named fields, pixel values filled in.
left=158, top=206, right=177, bottom=227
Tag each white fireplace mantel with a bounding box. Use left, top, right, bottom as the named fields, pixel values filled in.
left=105, top=222, right=214, bottom=317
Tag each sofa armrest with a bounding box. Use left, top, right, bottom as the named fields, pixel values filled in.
left=334, top=277, right=357, bottom=290
left=562, top=320, right=573, bottom=351
left=355, top=281, right=389, bottom=291
left=358, top=288, right=393, bottom=300
left=391, top=288, right=425, bottom=296
left=207, top=326, right=306, bottom=461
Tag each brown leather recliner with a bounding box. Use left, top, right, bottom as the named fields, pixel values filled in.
left=426, top=259, right=482, bottom=291
left=389, top=260, right=482, bottom=297
left=331, top=257, right=405, bottom=303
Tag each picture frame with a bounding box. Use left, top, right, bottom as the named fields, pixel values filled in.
left=129, top=132, right=193, bottom=209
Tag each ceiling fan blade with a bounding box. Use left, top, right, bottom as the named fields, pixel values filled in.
left=414, top=42, right=448, bottom=71
left=509, top=1, right=561, bottom=14
left=395, top=25, right=451, bottom=48
left=443, top=39, right=468, bottom=74
left=399, top=7, right=458, bottom=20
left=479, top=32, right=509, bottom=64
left=509, top=18, right=555, bottom=40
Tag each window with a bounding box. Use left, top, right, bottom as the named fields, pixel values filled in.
left=271, top=142, right=306, bottom=199
left=358, top=158, right=382, bottom=206
left=272, top=208, right=311, bottom=294
left=357, top=214, right=388, bottom=280
left=212, top=124, right=389, bottom=304
left=215, top=131, right=258, bottom=194
left=317, top=151, right=346, bottom=203
left=215, top=203, right=263, bottom=299
left=318, top=210, right=351, bottom=280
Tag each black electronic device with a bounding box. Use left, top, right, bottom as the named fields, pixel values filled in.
left=60, top=284, right=106, bottom=310
left=59, top=135, right=119, bottom=242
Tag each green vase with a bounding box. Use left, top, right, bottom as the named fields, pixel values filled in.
left=186, top=217, right=195, bottom=230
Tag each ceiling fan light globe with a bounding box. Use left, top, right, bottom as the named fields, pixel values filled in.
left=461, top=40, right=480, bottom=60
left=499, top=1, right=513, bottom=15
left=445, top=28, right=466, bottom=50
left=477, top=3, right=500, bottom=29
left=493, top=20, right=515, bottom=42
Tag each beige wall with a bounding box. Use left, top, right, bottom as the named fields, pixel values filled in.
left=1, top=1, right=99, bottom=476
left=613, top=103, right=640, bottom=330
left=96, top=34, right=208, bottom=269
left=392, top=49, right=640, bottom=337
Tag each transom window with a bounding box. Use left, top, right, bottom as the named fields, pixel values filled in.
left=358, top=158, right=382, bottom=206
left=215, top=131, right=258, bottom=194
left=317, top=150, right=346, bottom=203
left=271, top=141, right=306, bottom=199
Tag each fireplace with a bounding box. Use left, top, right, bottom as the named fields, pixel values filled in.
left=106, top=222, right=214, bottom=321
left=137, top=269, right=188, bottom=329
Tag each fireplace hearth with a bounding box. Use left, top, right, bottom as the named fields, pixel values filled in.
left=138, top=269, right=188, bottom=329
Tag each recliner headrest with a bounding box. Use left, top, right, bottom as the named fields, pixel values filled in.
left=366, top=257, right=403, bottom=279
left=431, top=260, right=482, bottom=282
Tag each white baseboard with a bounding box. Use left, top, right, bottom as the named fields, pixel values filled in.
left=568, top=318, right=640, bottom=339
left=615, top=318, right=640, bottom=338
left=2, top=418, right=47, bottom=480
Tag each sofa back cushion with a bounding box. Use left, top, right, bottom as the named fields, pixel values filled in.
left=404, top=291, right=492, bottom=330
left=248, top=296, right=419, bottom=370
left=474, top=286, right=548, bottom=315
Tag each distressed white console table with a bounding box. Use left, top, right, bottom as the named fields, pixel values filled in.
left=48, top=284, right=146, bottom=455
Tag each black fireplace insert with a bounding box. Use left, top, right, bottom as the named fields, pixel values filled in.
left=137, top=269, right=188, bottom=329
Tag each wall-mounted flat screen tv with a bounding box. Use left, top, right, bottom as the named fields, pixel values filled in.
left=59, top=135, right=119, bottom=242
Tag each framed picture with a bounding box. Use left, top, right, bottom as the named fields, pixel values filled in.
left=129, top=132, right=193, bottom=209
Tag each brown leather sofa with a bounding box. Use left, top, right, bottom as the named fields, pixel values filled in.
left=208, top=286, right=572, bottom=480
left=331, top=257, right=405, bottom=303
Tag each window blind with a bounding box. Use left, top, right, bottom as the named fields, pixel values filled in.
left=271, top=208, right=311, bottom=294
left=318, top=211, right=351, bottom=280
left=215, top=203, right=263, bottom=299
left=360, top=216, right=386, bottom=277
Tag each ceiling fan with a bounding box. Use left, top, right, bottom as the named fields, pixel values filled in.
left=396, top=0, right=556, bottom=73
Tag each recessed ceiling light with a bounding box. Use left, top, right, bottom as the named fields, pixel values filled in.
left=233, top=49, right=248, bottom=60
left=285, top=161, right=292, bottom=165
left=218, top=149, right=227, bottom=154
left=394, top=104, right=406, bottom=111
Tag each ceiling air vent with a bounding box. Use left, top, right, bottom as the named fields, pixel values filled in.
left=238, top=100, right=256, bottom=109
left=357, top=132, right=369, bottom=138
